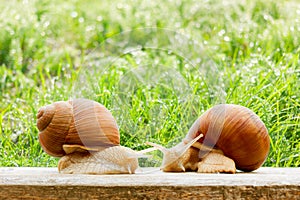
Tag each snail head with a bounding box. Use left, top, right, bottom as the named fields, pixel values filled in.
left=146, top=134, right=203, bottom=172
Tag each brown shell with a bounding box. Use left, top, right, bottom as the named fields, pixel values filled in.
left=37, top=99, right=120, bottom=157
left=185, top=104, right=270, bottom=172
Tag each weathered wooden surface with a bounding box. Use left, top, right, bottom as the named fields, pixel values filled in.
left=0, top=167, right=299, bottom=200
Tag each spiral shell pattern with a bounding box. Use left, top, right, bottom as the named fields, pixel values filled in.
left=37, top=99, right=120, bottom=157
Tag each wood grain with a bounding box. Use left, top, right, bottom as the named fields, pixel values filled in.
left=0, top=167, right=299, bottom=200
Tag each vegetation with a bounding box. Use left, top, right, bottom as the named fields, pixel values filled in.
left=0, top=0, right=299, bottom=167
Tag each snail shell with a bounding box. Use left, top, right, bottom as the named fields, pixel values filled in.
left=185, top=104, right=270, bottom=172
left=37, top=98, right=120, bottom=157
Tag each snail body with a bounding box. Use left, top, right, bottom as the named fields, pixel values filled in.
left=147, top=104, right=270, bottom=173
left=58, top=146, right=139, bottom=174
left=37, top=98, right=149, bottom=174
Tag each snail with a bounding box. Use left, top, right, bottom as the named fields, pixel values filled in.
left=146, top=104, right=270, bottom=173
left=37, top=98, right=153, bottom=174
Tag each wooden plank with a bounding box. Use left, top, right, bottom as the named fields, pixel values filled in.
left=0, top=167, right=299, bottom=199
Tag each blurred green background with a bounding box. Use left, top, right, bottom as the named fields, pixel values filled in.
left=0, top=0, right=299, bottom=167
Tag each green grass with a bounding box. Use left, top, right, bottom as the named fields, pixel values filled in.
left=0, top=0, right=299, bottom=167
